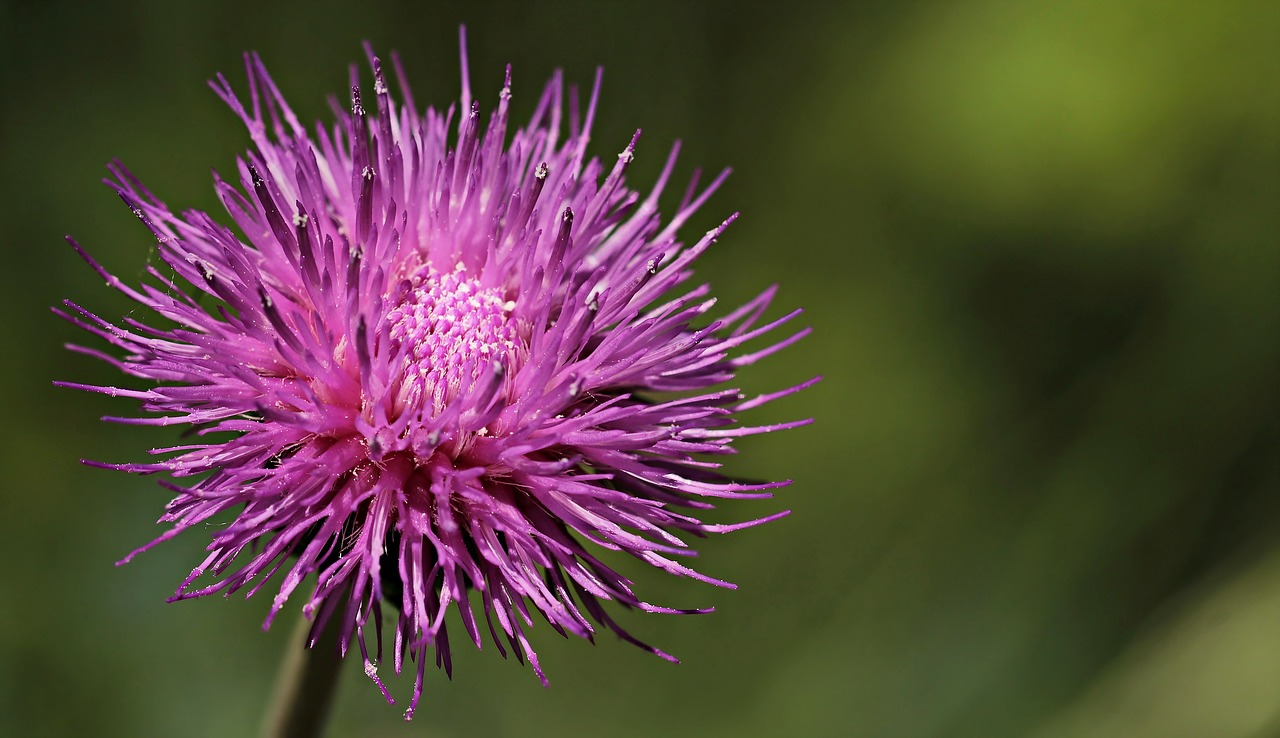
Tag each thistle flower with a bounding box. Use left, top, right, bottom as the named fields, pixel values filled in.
left=58, top=37, right=815, bottom=718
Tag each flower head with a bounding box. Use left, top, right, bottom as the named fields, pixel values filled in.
left=59, top=36, right=815, bottom=717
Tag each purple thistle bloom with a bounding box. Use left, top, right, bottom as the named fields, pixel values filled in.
left=58, top=36, right=815, bottom=718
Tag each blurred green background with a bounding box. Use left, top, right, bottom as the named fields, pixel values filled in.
left=2, top=1, right=1277, bottom=736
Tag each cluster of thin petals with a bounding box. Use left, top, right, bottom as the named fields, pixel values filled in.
left=58, top=37, right=814, bottom=717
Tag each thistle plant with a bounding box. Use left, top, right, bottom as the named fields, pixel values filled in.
left=58, top=32, right=814, bottom=733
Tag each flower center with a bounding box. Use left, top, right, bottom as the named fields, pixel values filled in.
left=385, top=266, right=518, bottom=416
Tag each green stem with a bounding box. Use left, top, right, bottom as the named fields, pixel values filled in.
left=259, top=612, right=346, bottom=738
